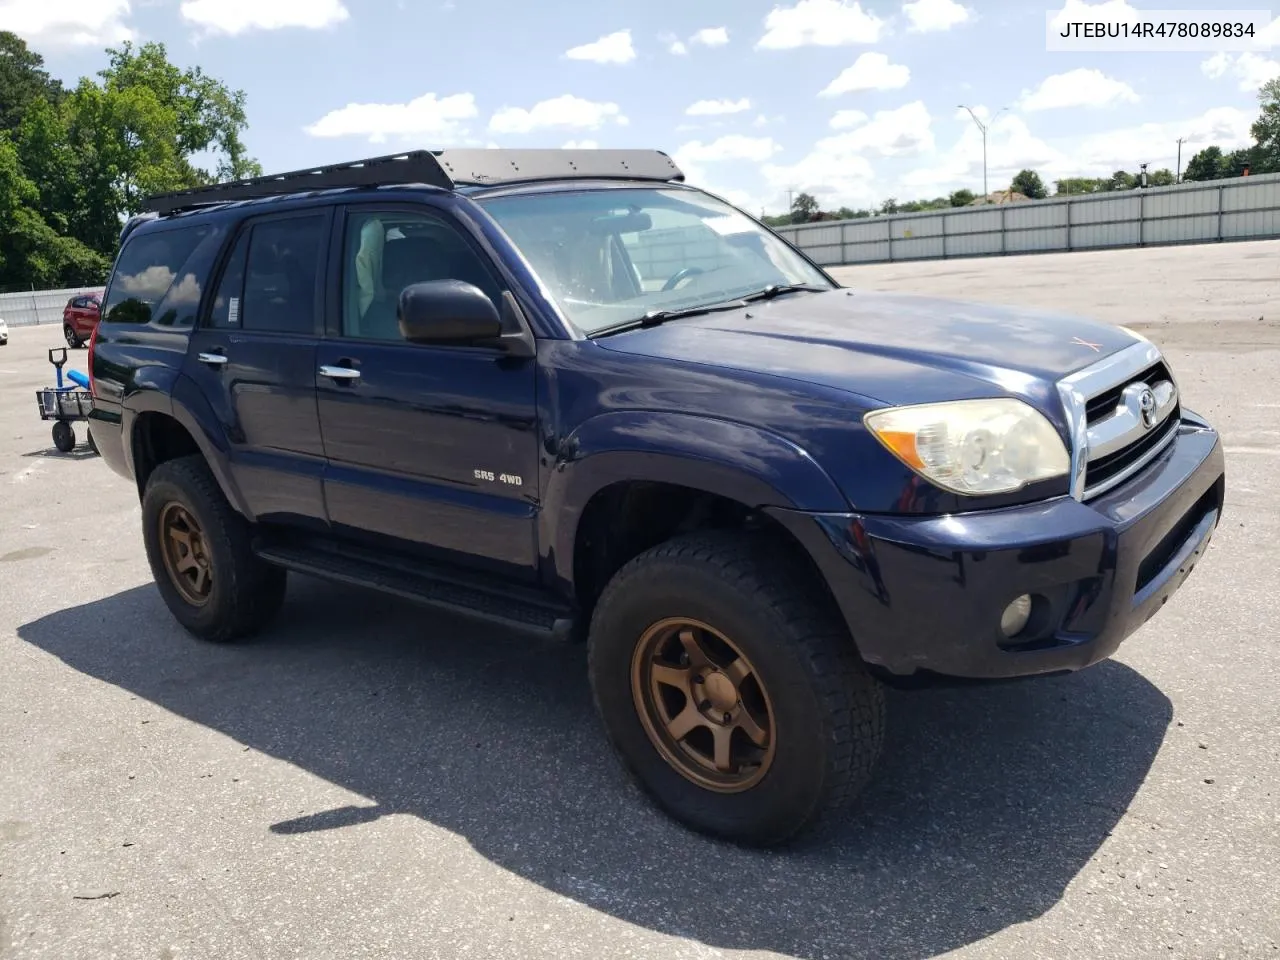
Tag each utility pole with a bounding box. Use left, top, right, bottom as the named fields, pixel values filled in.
left=959, top=105, right=1009, bottom=200
left=1176, top=137, right=1187, bottom=182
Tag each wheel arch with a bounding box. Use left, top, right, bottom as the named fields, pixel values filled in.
left=542, top=411, right=851, bottom=620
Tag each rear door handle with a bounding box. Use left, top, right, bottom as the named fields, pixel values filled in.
left=319, top=365, right=361, bottom=381
left=197, top=352, right=228, bottom=366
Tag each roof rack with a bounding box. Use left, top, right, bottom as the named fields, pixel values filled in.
left=141, top=148, right=685, bottom=216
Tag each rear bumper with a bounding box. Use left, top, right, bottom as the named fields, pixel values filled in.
left=769, top=411, right=1225, bottom=679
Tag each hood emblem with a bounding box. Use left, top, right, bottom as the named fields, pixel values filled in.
left=1138, top=386, right=1157, bottom=429
left=1071, top=336, right=1102, bottom=352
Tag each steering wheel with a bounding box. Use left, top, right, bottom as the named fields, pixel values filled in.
left=662, top=266, right=705, bottom=292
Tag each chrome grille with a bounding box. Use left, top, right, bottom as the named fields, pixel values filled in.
left=1057, top=342, right=1182, bottom=501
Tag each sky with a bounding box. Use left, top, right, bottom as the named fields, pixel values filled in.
left=4, top=0, right=1279, bottom=216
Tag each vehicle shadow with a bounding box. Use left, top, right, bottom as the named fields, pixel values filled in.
left=19, top=577, right=1172, bottom=960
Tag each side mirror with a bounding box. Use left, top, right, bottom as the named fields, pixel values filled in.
left=397, top=280, right=503, bottom=345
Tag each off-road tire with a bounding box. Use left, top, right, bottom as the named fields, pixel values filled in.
left=141, top=454, right=287, bottom=643
left=587, top=530, right=886, bottom=847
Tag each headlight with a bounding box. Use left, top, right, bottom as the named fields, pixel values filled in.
left=864, top=398, right=1070, bottom=496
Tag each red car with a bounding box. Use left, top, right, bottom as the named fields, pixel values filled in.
left=62, top=292, right=102, bottom=348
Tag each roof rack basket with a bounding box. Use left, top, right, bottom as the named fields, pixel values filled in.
left=142, top=148, right=685, bottom=216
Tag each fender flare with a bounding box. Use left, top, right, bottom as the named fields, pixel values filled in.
left=123, top=371, right=254, bottom=520
left=540, top=410, right=849, bottom=591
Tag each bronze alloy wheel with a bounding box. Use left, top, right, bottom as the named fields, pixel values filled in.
left=158, top=502, right=214, bottom=607
left=630, top=617, right=777, bottom=793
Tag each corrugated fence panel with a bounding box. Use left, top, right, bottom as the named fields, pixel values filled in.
left=945, top=231, right=1003, bottom=257
left=1146, top=215, right=1219, bottom=244
left=1223, top=209, right=1280, bottom=239
left=1073, top=220, right=1142, bottom=248
left=944, top=209, right=1002, bottom=235
left=1005, top=203, right=1068, bottom=230
left=1006, top=228, right=1068, bottom=253
left=892, top=217, right=944, bottom=240
left=843, top=241, right=892, bottom=262
left=892, top=236, right=946, bottom=259
left=1146, top=187, right=1219, bottom=218
left=1071, top=195, right=1141, bottom=224
left=806, top=244, right=847, bottom=265
left=1222, top=178, right=1280, bottom=212
left=842, top=219, right=890, bottom=243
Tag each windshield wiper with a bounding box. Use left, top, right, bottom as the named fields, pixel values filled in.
left=589, top=297, right=750, bottom=338
left=742, top=283, right=830, bottom=302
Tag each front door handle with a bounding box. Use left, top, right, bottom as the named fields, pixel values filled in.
left=319, top=365, right=361, bottom=381
left=197, top=352, right=228, bottom=366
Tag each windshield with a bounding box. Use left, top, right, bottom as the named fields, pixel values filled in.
left=476, top=186, right=834, bottom=335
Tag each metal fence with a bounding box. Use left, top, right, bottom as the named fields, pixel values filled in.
left=0, top=286, right=104, bottom=328
left=771, top=172, right=1280, bottom=266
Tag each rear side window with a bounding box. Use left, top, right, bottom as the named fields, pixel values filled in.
left=102, top=224, right=219, bottom=326
left=204, top=215, right=325, bottom=334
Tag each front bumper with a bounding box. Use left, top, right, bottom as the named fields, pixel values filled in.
left=769, top=411, right=1225, bottom=679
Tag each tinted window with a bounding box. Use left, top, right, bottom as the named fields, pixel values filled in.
left=103, top=225, right=214, bottom=325
left=341, top=210, right=502, bottom=342
left=208, top=231, right=250, bottom=330
left=242, top=215, right=325, bottom=335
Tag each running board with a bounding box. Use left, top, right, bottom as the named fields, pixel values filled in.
left=253, top=542, right=577, bottom=641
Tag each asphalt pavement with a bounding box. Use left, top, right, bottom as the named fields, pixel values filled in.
left=1, top=240, right=1277, bottom=960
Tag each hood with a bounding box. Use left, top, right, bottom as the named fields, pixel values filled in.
left=594, top=288, right=1141, bottom=408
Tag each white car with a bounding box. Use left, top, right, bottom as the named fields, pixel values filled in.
left=0, top=316, right=8, bottom=346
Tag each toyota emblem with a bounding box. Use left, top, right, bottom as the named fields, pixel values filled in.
left=1138, top=386, right=1157, bottom=429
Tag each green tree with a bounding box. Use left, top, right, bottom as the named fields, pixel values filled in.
left=0, top=134, right=107, bottom=289
left=1055, top=177, right=1105, bottom=195
left=1011, top=169, right=1048, bottom=199
left=949, top=188, right=976, bottom=206
left=1183, top=146, right=1225, bottom=181
left=790, top=191, right=820, bottom=223
left=1148, top=168, right=1176, bottom=187
left=1250, top=78, right=1280, bottom=174
left=0, top=31, right=64, bottom=133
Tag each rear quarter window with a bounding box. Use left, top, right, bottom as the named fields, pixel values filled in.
left=102, top=222, right=225, bottom=327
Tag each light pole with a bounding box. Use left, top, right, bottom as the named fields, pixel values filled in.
left=1176, top=137, right=1187, bottom=182
left=959, top=104, right=1009, bottom=199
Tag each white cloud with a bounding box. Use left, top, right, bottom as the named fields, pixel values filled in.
left=1, top=0, right=134, bottom=46
left=902, top=0, right=971, bottom=32
left=1018, top=68, right=1140, bottom=111
left=691, top=26, right=729, bottom=46
left=820, top=52, right=910, bottom=96
left=763, top=101, right=933, bottom=207
left=902, top=113, right=1060, bottom=195
left=830, top=109, right=869, bottom=129
left=674, top=136, right=783, bottom=195
left=304, top=92, right=477, bottom=143
left=756, top=0, right=886, bottom=49
left=180, top=0, right=349, bottom=35
left=565, top=29, right=636, bottom=64
left=1047, top=0, right=1141, bottom=32
left=1201, top=52, right=1280, bottom=93
left=489, top=95, right=628, bottom=134
left=669, top=39, right=689, bottom=54
left=562, top=139, right=600, bottom=149
left=686, top=98, right=752, bottom=116
left=676, top=136, right=783, bottom=164
left=1071, top=107, right=1256, bottom=174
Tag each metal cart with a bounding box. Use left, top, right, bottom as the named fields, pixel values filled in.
left=35, top=347, right=96, bottom=454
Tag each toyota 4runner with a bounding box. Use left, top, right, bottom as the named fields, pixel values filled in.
left=88, top=149, right=1225, bottom=846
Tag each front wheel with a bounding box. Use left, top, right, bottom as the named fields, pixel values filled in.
left=64, top=325, right=81, bottom=349
left=141, top=455, right=287, bottom=643
left=587, top=531, right=886, bottom=846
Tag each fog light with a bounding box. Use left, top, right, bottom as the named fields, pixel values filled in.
left=1000, top=595, right=1033, bottom=638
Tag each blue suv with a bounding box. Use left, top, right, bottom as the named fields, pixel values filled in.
left=88, top=149, right=1225, bottom=846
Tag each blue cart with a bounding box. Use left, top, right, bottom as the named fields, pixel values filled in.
left=35, top=347, right=96, bottom=454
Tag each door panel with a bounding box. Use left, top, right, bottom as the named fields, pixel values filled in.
left=183, top=209, right=332, bottom=528
left=315, top=204, right=540, bottom=579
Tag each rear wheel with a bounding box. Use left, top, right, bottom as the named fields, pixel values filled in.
left=141, top=455, right=287, bottom=643
left=587, top=531, right=886, bottom=846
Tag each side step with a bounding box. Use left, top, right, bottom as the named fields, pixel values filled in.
left=253, top=541, right=577, bottom=641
